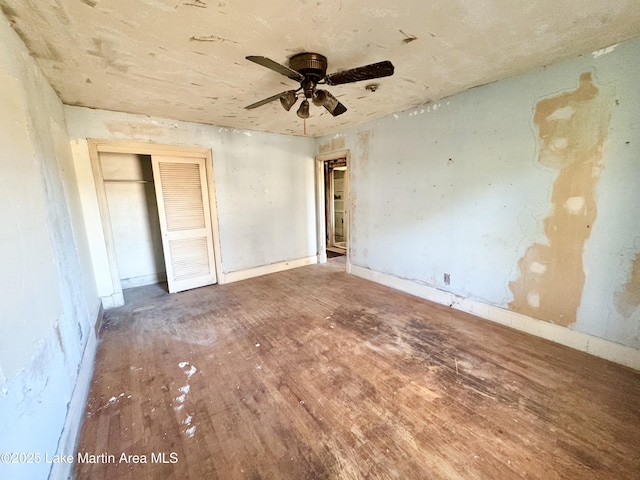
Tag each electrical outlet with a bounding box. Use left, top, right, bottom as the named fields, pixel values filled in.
left=444, top=273, right=450, bottom=286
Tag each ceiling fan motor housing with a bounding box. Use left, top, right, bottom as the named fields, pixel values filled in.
left=289, top=53, right=328, bottom=97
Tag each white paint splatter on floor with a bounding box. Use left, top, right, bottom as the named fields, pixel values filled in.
left=175, top=362, right=198, bottom=438
left=87, top=392, right=132, bottom=418
left=107, top=394, right=123, bottom=403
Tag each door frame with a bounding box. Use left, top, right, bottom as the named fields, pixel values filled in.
left=88, top=139, right=223, bottom=305
left=315, top=149, right=350, bottom=268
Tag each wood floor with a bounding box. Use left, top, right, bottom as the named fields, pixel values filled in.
left=75, top=259, right=640, bottom=479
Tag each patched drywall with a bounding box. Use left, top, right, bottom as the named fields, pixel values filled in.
left=616, top=252, right=640, bottom=317
left=64, top=106, right=317, bottom=301
left=0, top=13, right=98, bottom=480
left=318, top=36, right=640, bottom=350
left=318, top=135, right=346, bottom=155
left=508, top=72, right=613, bottom=326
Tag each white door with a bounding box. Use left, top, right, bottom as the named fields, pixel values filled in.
left=151, top=155, right=217, bottom=293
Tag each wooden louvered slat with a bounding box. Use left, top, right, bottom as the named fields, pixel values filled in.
left=158, top=162, right=205, bottom=231
left=169, top=237, right=210, bottom=281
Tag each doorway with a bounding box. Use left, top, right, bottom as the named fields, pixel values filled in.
left=100, top=152, right=165, bottom=290
left=89, top=140, right=223, bottom=305
left=326, top=161, right=347, bottom=255
left=315, top=150, right=350, bottom=268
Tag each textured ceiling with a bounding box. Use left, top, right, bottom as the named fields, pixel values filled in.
left=2, top=0, right=640, bottom=137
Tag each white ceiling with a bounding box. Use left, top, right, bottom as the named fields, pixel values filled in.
left=2, top=0, right=640, bottom=137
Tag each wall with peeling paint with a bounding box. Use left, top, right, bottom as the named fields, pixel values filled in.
left=320, top=37, right=640, bottom=351
left=63, top=106, right=317, bottom=302
left=0, top=15, right=99, bottom=480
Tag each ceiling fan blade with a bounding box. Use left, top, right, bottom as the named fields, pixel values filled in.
left=245, top=90, right=296, bottom=110
left=246, top=56, right=304, bottom=82
left=315, top=90, right=347, bottom=116
left=324, top=60, right=394, bottom=86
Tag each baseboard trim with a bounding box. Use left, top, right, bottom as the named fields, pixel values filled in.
left=349, top=264, right=640, bottom=371
left=120, top=273, right=167, bottom=289
left=220, top=255, right=318, bottom=284
left=100, top=291, right=124, bottom=309
left=49, top=308, right=99, bottom=480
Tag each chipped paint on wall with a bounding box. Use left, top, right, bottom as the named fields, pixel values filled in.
left=0, top=17, right=98, bottom=479
left=592, top=44, right=618, bottom=58
left=508, top=72, right=613, bottom=326
left=616, top=252, right=640, bottom=317
left=317, top=38, right=640, bottom=352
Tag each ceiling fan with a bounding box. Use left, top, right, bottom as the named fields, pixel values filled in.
left=245, top=52, right=394, bottom=118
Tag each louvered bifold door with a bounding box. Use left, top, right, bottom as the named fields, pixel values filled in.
left=151, top=155, right=217, bottom=293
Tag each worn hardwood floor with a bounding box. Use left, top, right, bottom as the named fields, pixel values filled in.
left=75, top=259, right=640, bottom=479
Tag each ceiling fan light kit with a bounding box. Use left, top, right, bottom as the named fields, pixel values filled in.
left=245, top=52, right=394, bottom=120
left=312, top=89, right=327, bottom=106
left=279, top=90, right=298, bottom=111
left=296, top=99, right=310, bottom=119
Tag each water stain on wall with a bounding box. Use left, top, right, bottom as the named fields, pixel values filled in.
left=319, top=136, right=346, bottom=155
left=357, top=130, right=370, bottom=168
left=616, top=252, right=640, bottom=317
left=509, top=72, right=613, bottom=326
